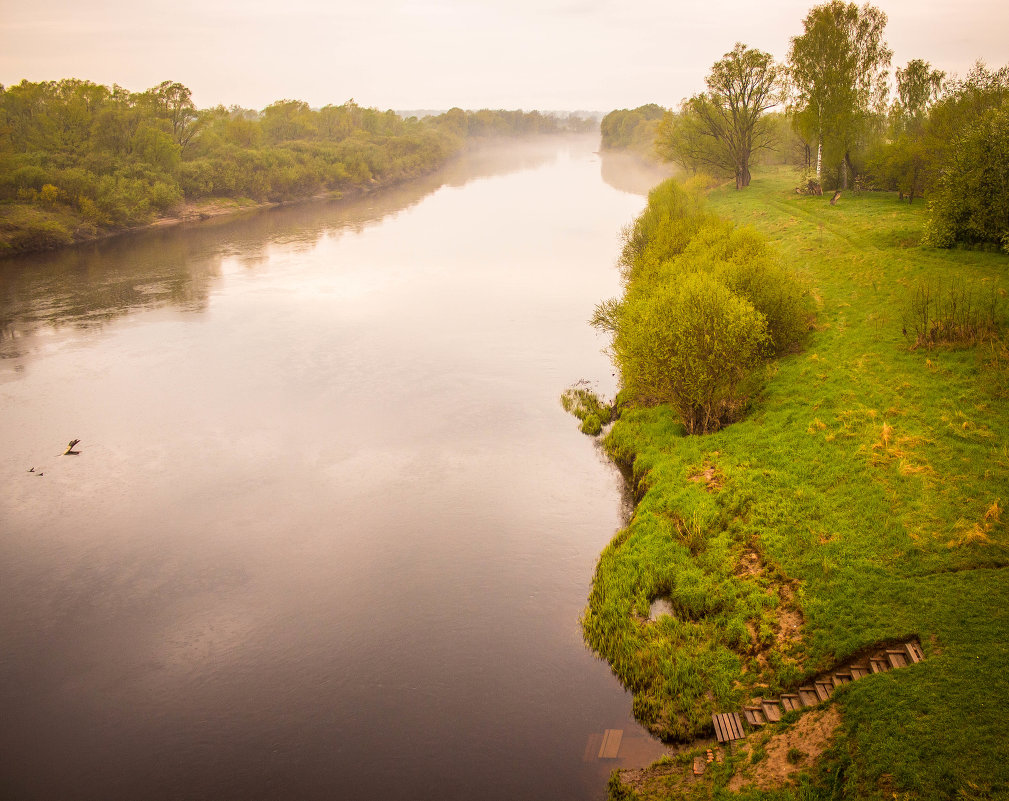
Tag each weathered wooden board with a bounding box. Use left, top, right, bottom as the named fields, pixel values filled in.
left=780, top=693, right=802, bottom=712
left=761, top=700, right=782, bottom=722
left=598, top=729, right=623, bottom=759
left=798, top=686, right=820, bottom=706
left=713, top=713, right=745, bottom=742
left=886, top=650, right=908, bottom=669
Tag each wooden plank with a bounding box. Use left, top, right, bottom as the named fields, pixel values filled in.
left=728, top=713, right=745, bottom=740
left=887, top=650, right=908, bottom=669
left=850, top=665, right=870, bottom=680
left=833, top=673, right=852, bottom=689
left=761, top=700, right=782, bottom=723
left=781, top=693, right=802, bottom=712
left=743, top=706, right=766, bottom=726
left=905, top=641, right=924, bottom=663
left=798, top=686, right=820, bottom=706
left=598, top=729, right=623, bottom=759
left=712, top=714, right=728, bottom=743
left=870, top=657, right=888, bottom=674
left=814, top=682, right=832, bottom=702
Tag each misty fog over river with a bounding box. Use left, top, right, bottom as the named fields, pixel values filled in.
left=0, top=136, right=673, bottom=800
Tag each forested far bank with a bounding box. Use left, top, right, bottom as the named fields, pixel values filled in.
left=0, top=79, right=596, bottom=256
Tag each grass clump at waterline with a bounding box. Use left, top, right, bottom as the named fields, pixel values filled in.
left=581, top=168, right=1009, bottom=799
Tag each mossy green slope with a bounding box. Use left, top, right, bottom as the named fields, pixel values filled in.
left=588, top=169, right=1009, bottom=798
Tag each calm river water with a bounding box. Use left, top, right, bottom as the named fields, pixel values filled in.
left=0, top=136, right=672, bottom=800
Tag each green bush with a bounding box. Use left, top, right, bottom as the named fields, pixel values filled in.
left=923, top=102, right=1009, bottom=251
left=612, top=271, right=769, bottom=434
left=617, top=178, right=713, bottom=285
left=675, top=220, right=810, bottom=353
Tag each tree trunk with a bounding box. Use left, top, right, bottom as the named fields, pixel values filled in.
left=843, top=152, right=856, bottom=191
left=816, top=138, right=822, bottom=183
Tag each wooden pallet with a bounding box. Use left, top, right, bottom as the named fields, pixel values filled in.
left=712, top=712, right=745, bottom=743
left=798, top=686, right=821, bottom=706
left=743, top=705, right=768, bottom=726
left=905, top=640, right=925, bottom=663
left=886, top=649, right=909, bottom=669
left=761, top=699, right=783, bottom=723
left=869, top=656, right=890, bottom=674
left=850, top=663, right=871, bottom=680
left=780, top=693, right=804, bottom=712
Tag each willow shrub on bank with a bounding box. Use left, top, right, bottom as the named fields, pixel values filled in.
left=595, top=178, right=808, bottom=434
left=613, top=273, right=769, bottom=433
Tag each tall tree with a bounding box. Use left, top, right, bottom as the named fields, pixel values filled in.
left=885, top=59, right=945, bottom=201
left=657, top=43, right=783, bottom=189
left=788, top=1, right=891, bottom=187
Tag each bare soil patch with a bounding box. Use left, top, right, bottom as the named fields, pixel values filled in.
left=728, top=707, right=842, bottom=791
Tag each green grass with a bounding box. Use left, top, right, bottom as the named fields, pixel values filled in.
left=589, top=169, right=1009, bottom=799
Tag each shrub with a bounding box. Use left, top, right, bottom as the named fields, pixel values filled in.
left=678, top=220, right=810, bottom=353
left=902, top=278, right=1004, bottom=348
left=618, top=178, right=713, bottom=285
left=38, top=184, right=63, bottom=208
left=923, top=102, right=1009, bottom=251
left=612, top=272, right=770, bottom=434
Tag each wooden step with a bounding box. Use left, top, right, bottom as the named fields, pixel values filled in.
left=780, top=693, right=803, bottom=712
left=850, top=664, right=871, bottom=680
left=814, top=681, right=833, bottom=702
left=833, top=672, right=853, bottom=689
left=869, top=657, right=889, bottom=674
left=743, top=706, right=767, bottom=726
left=712, top=712, right=745, bottom=743
left=761, top=699, right=783, bottom=723
left=886, top=649, right=909, bottom=669
left=905, top=641, right=924, bottom=663
left=798, top=686, right=820, bottom=706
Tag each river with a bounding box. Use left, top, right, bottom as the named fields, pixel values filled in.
left=0, top=136, right=673, bottom=800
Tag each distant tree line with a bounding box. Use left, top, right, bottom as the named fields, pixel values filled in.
left=604, top=1, right=1008, bottom=252
left=0, top=79, right=595, bottom=255
left=599, top=104, right=666, bottom=156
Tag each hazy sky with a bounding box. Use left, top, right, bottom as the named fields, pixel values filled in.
left=1, top=0, right=1006, bottom=111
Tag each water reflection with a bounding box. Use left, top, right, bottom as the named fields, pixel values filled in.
left=598, top=149, right=677, bottom=197
left=0, top=134, right=671, bottom=801
left=0, top=138, right=563, bottom=358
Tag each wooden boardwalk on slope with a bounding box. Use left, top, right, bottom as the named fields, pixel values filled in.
left=712, top=638, right=924, bottom=744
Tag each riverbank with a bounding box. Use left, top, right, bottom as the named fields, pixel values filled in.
left=588, top=168, right=1009, bottom=799
left=0, top=158, right=450, bottom=258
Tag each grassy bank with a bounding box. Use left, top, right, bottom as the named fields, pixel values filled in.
left=587, top=168, right=1009, bottom=799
